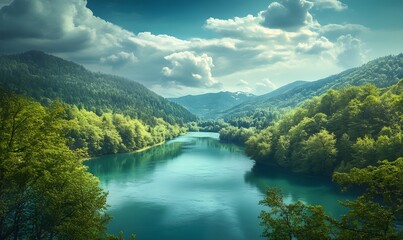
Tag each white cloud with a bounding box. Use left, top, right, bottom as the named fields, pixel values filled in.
left=335, top=34, right=365, bottom=68
left=255, top=79, right=277, bottom=95
left=100, top=51, right=137, bottom=69
left=312, top=0, right=347, bottom=11
left=0, top=0, right=133, bottom=56
left=0, top=0, right=371, bottom=97
left=319, top=23, right=369, bottom=40
left=260, top=0, right=315, bottom=30
left=296, top=36, right=334, bottom=54
left=236, top=79, right=253, bottom=93
left=162, top=51, right=220, bottom=88
left=238, top=79, right=250, bottom=86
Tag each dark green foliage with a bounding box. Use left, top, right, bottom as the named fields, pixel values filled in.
left=259, top=188, right=332, bottom=240
left=226, top=108, right=283, bottom=129
left=219, top=126, right=256, bottom=145
left=215, top=109, right=283, bottom=145
left=246, top=80, right=403, bottom=175
left=105, top=231, right=136, bottom=240
left=333, top=158, right=403, bottom=239
left=0, top=51, right=196, bottom=125
left=197, top=119, right=231, bottom=132
left=225, top=54, right=403, bottom=118
left=260, top=159, right=403, bottom=239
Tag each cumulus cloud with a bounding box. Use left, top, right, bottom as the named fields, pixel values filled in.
left=162, top=51, right=220, bottom=88
left=312, top=0, right=347, bottom=11
left=335, top=35, right=365, bottom=68
left=296, top=36, right=333, bottom=54
left=260, top=0, right=314, bottom=30
left=0, top=0, right=135, bottom=56
left=319, top=23, right=368, bottom=40
left=100, top=51, right=137, bottom=69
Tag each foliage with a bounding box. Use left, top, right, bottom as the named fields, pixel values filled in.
left=259, top=158, right=403, bottom=240
left=60, top=102, right=184, bottom=157
left=0, top=50, right=196, bottom=125
left=197, top=119, right=230, bottom=132
left=332, top=158, right=403, bottom=239
left=105, top=231, right=136, bottom=240
left=219, top=126, right=256, bottom=145
left=246, top=81, right=403, bottom=175
left=225, top=108, right=283, bottom=129
left=259, top=188, right=331, bottom=240
left=0, top=92, right=109, bottom=239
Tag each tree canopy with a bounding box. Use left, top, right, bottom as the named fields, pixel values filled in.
left=245, top=80, right=403, bottom=175
left=259, top=158, right=403, bottom=239
left=0, top=92, right=109, bottom=239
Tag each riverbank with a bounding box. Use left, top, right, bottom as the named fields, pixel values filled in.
left=82, top=141, right=166, bottom=161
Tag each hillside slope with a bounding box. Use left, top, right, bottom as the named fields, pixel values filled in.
left=224, top=54, right=403, bottom=118
left=0, top=51, right=196, bottom=124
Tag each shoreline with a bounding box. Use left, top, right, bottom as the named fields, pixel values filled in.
left=82, top=141, right=166, bottom=161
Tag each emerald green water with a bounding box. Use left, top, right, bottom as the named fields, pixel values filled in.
left=86, top=132, right=352, bottom=240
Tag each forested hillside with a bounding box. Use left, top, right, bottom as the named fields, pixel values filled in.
left=243, top=80, right=403, bottom=176
left=224, top=54, right=403, bottom=118
left=0, top=51, right=196, bottom=124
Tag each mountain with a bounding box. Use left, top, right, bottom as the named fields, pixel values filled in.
left=169, top=91, right=255, bottom=119
left=224, top=80, right=308, bottom=118
left=223, top=54, right=403, bottom=118
left=0, top=50, right=196, bottom=124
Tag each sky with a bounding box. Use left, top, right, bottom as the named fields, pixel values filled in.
left=0, top=0, right=402, bottom=97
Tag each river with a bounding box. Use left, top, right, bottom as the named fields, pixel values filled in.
left=86, top=132, right=353, bottom=240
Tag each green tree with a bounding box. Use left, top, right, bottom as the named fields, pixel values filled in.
left=302, top=130, right=337, bottom=175
left=333, top=158, right=403, bottom=239
left=259, top=188, right=331, bottom=240
left=0, top=93, right=109, bottom=239
left=259, top=159, right=403, bottom=239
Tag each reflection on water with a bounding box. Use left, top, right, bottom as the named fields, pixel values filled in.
left=244, top=163, right=355, bottom=217
left=86, top=132, right=352, bottom=240
left=86, top=141, right=184, bottom=182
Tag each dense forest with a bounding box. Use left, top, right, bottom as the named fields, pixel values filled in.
left=220, top=80, right=403, bottom=176
left=0, top=51, right=196, bottom=125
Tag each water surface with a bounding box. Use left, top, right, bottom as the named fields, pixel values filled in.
left=86, top=132, right=352, bottom=240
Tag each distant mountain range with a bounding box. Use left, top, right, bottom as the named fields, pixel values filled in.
left=2, top=51, right=401, bottom=123
left=170, top=54, right=402, bottom=120
left=0, top=51, right=196, bottom=124
left=169, top=91, right=255, bottom=119
left=222, top=54, right=403, bottom=118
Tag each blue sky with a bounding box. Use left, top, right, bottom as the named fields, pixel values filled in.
left=0, top=0, right=402, bottom=97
